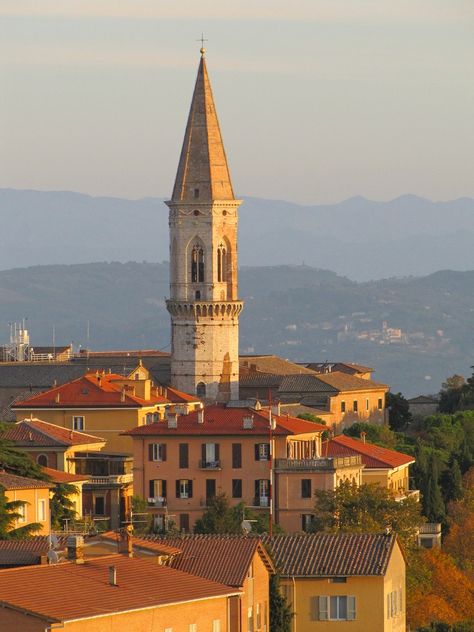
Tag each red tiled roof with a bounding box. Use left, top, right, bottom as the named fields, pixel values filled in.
left=13, top=372, right=172, bottom=409
left=264, top=533, right=397, bottom=576
left=0, top=537, right=68, bottom=567
left=326, top=435, right=415, bottom=469
left=42, top=466, right=89, bottom=484
left=0, top=555, right=239, bottom=623
left=80, top=349, right=170, bottom=358
left=99, top=532, right=182, bottom=556
left=165, top=386, right=201, bottom=404
left=1, top=418, right=104, bottom=447
left=140, top=535, right=274, bottom=587
left=123, top=405, right=326, bottom=437
left=0, top=471, right=52, bottom=490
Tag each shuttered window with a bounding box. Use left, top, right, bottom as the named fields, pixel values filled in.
left=232, top=443, right=242, bottom=468
left=311, top=596, right=356, bottom=621
left=232, top=479, right=242, bottom=498
left=148, top=443, right=166, bottom=462
left=179, top=443, right=189, bottom=468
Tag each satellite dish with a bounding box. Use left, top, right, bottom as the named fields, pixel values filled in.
left=47, top=550, right=59, bottom=565
left=241, top=520, right=253, bottom=534
left=50, top=535, right=59, bottom=549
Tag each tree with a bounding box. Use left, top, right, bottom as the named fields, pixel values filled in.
left=269, top=573, right=292, bottom=632
left=441, top=459, right=463, bottom=505
left=50, top=483, right=79, bottom=530
left=387, top=392, right=412, bottom=431
left=439, top=375, right=465, bottom=414
left=194, top=492, right=243, bottom=534
left=131, top=495, right=153, bottom=534
left=343, top=421, right=398, bottom=449
left=0, top=423, right=48, bottom=480
left=312, top=481, right=423, bottom=546
left=422, top=455, right=446, bottom=524
left=0, top=488, right=42, bottom=539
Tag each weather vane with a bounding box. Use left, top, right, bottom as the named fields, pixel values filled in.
left=197, top=33, right=208, bottom=56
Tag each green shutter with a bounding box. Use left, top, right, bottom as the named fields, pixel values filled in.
left=347, top=596, right=356, bottom=620
left=318, top=596, right=328, bottom=620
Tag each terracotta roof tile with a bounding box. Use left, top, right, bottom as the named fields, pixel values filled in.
left=326, top=435, right=415, bottom=469
left=99, top=532, right=182, bottom=556
left=0, top=555, right=238, bottom=622
left=0, top=471, right=52, bottom=490
left=264, top=533, right=396, bottom=576
left=1, top=418, right=104, bottom=447
left=139, top=535, right=274, bottom=586
left=240, top=355, right=316, bottom=376
left=41, top=466, right=89, bottom=484
left=0, top=537, right=68, bottom=567
left=124, top=405, right=326, bottom=437
left=279, top=371, right=388, bottom=394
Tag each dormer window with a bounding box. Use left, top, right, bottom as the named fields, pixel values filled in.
left=194, top=188, right=199, bottom=198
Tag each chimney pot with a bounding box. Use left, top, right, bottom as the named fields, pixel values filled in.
left=109, top=565, right=118, bottom=586
left=67, top=535, right=84, bottom=563
left=197, top=408, right=204, bottom=424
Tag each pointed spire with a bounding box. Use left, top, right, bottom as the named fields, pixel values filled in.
left=171, top=53, right=235, bottom=202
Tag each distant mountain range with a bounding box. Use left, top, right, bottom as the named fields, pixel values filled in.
left=0, top=262, right=472, bottom=397
left=1, top=189, right=474, bottom=281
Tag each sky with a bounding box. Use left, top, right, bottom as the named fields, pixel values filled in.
left=0, top=1, right=473, bottom=205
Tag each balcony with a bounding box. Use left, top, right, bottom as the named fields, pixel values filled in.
left=274, top=455, right=362, bottom=471
left=147, top=497, right=167, bottom=508
left=252, top=496, right=269, bottom=508
left=87, top=473, right=133, bottom=486
left=198, top=460, right=222, bottom=470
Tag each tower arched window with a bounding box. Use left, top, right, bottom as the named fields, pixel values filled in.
left=217, top=244, right=227, bottom=283
left=196, top=382, right=206, bottom=397
left=37, top=454, right=48, bottom=467
left=191, top=244, right=204, bottom=283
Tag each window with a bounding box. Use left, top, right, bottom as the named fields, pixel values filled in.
left=179, top=513, right=190, bottom=532
left=217, top=243, right=227, bottom=283
left=165, top=628, right=173, bottom=632
left=17, top=503, right=26, bottom=523
left=387, top=589, right=402, bottom=618
left=37, top=454, right=48, bottom=467
left=201, top=443, right=220, bottom=467
left=301, top=514, right=314, bottom=532
left=301, top=479, right=312, bottom=498
left=37, top=499, right=46, bottom=522
left=247, top=606, right=254, bottom=632
left=194, top=188, right=199, bottom=198
left=378, top=397, right=383, bottom=410
left=255, top=443, right=270, bottom=461
left=232, top=479, right=242, bottom=498
left=353, top=400, right=358, bottom=413
left=73, top=416, right=84, bottom=431
left=366, top=398, right=370, bottom=411
left=330, top=577, right=347, bottom=583
left=149, top=479, right=167, bottom=500
left=189, top=625, right=197, bottom=632
left=206, top=479, right=216, bottom=502
left=94, top=496, right=105, bottom=516
left=176, top=479, right=193, bottom=499
left=148, top=443, right=167, bottom=462
left=146, top=413, right=153, bottom=424
left=213, top=620, right=221, bottom=632
left=196, top=382, right=206, bottom=398
left=179, top=443, right=189, bottom=468
left=232, top=443, right=242, bottom=468
left=195, top=290, right=201, bottom=300
left=191, top=244, right=204, bottom=283
left=341, top=401, right=346, bottom=413
left=255, top=480, right=269, bottom=506
left=256, top=603, right=262, bottom=630
left=311, top=596, right=356, bottom=621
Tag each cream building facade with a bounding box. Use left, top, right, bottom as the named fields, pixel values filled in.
left=166, top=49, right=243, bottom=402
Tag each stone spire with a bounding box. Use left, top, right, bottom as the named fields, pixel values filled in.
left=171, top=53, right=235, bottom=202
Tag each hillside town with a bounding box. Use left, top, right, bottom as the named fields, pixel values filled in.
left=0, top=48, right=472, bottom=632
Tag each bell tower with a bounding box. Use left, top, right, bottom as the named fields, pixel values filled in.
left=166, top=48, right=243, bottom=402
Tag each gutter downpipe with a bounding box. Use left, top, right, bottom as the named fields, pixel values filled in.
left=292, top=576, right=297, bottom=632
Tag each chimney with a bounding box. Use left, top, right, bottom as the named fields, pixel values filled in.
left=55, top=392, right=60, bottom=404
left=243, top=415, right=254, bottom=429
left=166, top=408, right=178, bottom=428
left=360, top=431, right=366, bottom=444
left=109, top=565, right=118, bottom=586
left=197, top=406, right=204, bottom=424
left=271, top=401, right=281, bottom=417
left=118, top=527, right=133, bottom=558
left=67, top=535, right=84, bottom=564
left=120, top=387, right=126, bottom=403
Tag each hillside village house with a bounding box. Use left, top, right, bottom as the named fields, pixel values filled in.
left=124, top=404, right=363, bottom=533
left=326, top=434, right=419, bottom=500
left=12, top=368, right=201, bottom=453
left=0, top=472, right=53, bottom=536
left=267, top=533, right=406, bottom=632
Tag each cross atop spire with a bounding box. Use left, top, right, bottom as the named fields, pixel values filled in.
left=170, top=54, right=235, bottom=202
left=197, top=33, right=207, bottom=57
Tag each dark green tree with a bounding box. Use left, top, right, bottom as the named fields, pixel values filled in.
left=50, top=482, right=79, bottom=530
left=439, top=375, right=465, bottom=414
left=387, top=392, right=412, bottom=431
left=0, top=488, right=42, bottom=539
left=194, top=492, right=243, bottom=534
left=131, top=495, right=153, bottom=534
left=0, top=423, right=47, bottom=479
left=441, top=459, right=463, bottom=504
left=422, top=455, right=445, bottom=523
left=269, top=573, right=292, bottom=632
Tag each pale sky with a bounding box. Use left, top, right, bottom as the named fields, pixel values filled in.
left=0, top=0, right=473, bottom=204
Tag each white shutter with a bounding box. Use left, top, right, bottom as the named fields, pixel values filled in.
left=318, top=596, right=329, bottom=620
left=347, top=596, right=356, bottom=620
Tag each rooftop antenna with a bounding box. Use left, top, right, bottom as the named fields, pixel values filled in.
left=52, top=324, right=56, bottom=359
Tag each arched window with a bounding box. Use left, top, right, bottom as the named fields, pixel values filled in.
left=196, top=382, right=206, bottom=397
left=191, top=244, right=204, bottom=283
left=37, top=454, right=48, bottom=467
left=217, top=243, right=227, bottom=282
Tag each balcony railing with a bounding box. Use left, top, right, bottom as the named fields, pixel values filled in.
left=147, top=497, right=167, bottom=508
left=419, top=522, right=442, bottom=534
left=88, top=473, right=133, bottom=486
left=252, top=496, right=269, bottom=507
left=274, top=455, right=362, bottom=471
left=198, top=460, right=222, bottom=470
